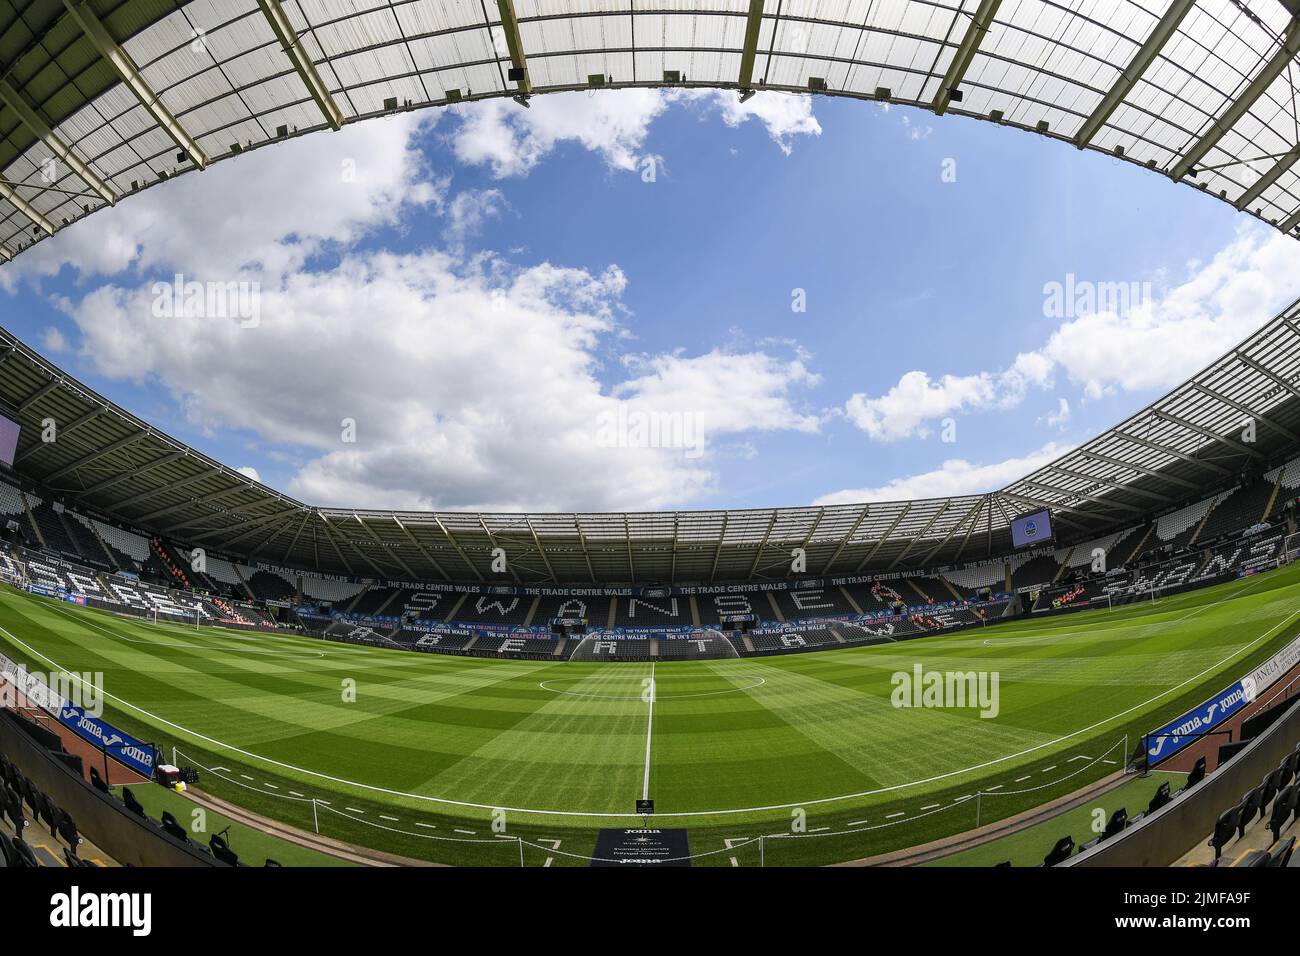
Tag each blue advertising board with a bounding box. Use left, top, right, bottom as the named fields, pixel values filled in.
left=56, top=701, right=157, bottom=778
left=1145, top=680, right=1249, bottom=763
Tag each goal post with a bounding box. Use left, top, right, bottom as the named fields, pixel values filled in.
left=1284, top=531, right=1300, bottom=565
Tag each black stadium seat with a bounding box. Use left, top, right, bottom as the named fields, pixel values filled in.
left=121, top=787, right=147, bottom=818
left=1208, top=806, right=1240, bottom=864
left=1042, top=835, right=1074, bottom=866
left=1267, top=785, right=1297, bottom=844
left=1145, top=781, right=1172, bottom=815
left=1268, top=836, right=1296, bottom=868
left=1237, top=786, right=1262, bottom=838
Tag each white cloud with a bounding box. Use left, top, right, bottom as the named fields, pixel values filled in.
left=235, top=466, right=261, bottom=483
left=41, top=326, right=68, bottom=353
left=814, top=442, right=1073, bottom=505
left=842, top=225, right=1300, bottom=442
left=844, top=351, right=1051, bottom=442
left=449, top=91, right=671, bottom=177
left=1040, top=397, right=1071, bottom=429
left=697, top=91, right=822, bottom=155
left=447, top=89, right=821, bottom=178
left=1, top=114, right=443, bottom=288
left=30, top=114, right=819, bottom=513
left=1036, top=227, right=1300, bottom=397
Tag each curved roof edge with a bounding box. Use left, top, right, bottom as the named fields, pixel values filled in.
left=1, top=293, right=1298, bottom=584
left=3, top=0, right=1300, bottom=262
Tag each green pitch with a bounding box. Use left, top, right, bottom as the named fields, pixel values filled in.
left=2, top=562, right=1299, bottom=866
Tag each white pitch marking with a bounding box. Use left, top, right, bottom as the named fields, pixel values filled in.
left=265, top=783, right=279, bottom=789
left=239, top=774, right=253, bottom=781
left=848, top=820, right=870, bottom=827
left=454, top=828, right=476, bottom=835
left=380, top=814, right=399, bottom=821
left=344, top=807, right=365, bottom=814
left=920, top=804, right=940, bottom=811
left=808, top=826, right=829, bottom=832
left=6, top=585, right=1293, bottom=820
left=885, top=812, right=905, bottom=819
left=539, top=837, right=560, bottom=867
left=984, top=784, right=1003, bottom=791
left=642, top=661, right=655, bottom=801
left=1015, top=776, right=1031, bottom=782
left=289, top=791, right=304, bottom=797
left=1068, top=755, right=1091, bottom=763
left=415, top=822, right=437, bottom=830
left=1041, top=766, right=1056, bottom=772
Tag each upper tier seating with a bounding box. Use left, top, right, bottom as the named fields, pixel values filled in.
left=771, top=584, right=857, bottom=620
left=614, top=593, right=692, bottom=627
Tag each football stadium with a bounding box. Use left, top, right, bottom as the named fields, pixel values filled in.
left=0, top=0, right=1299, bottom=931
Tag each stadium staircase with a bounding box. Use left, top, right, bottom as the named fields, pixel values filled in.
left=18, top=492, right=45, bottom=550
left=150, top=537, right=190, bottom=590
left=231, top=564, right=257, bottom=602
left=1123, top=525, right=1154, bottom=566
left=904, top=579, right=932, bottom=603
left=938, top=578, right=964, bottom=601
left=73, top=515, right=121, bottom=570
left=342, top=586, right=371, bottom=615
left=211, top=596, right=251, bottom=626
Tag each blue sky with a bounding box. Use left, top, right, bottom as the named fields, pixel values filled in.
left=2, top=89, right=1299, bottom=513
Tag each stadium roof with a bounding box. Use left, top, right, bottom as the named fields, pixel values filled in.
left=2, top=0, right=1300, bottom=259
left=2, top=0, right=1300, bottom=583
left=2, top=294, right=1300, bottom=583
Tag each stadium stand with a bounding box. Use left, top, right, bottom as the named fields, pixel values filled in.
left=771, top=585, right=857, bottom=620
left=532, top=593, right=611, bottom=626
left=1010, top=555, right=1061, bottom=593
left=1196, top=475, right=1279, bottom=545
left=453, top=593, right=534, bottom=625
left=614, top=593, right=692, bottom=627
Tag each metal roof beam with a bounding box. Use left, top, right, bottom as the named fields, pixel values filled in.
left=256, top=0, right=344, bottom=131
left=1171, top=14, right=1300, bottom=181
left=1190, top=382, right=1299, bottom=442
left=820, top=506, right=868, bottom=574
left=933, top=0, right=1004, bottom=116
left=1108, top=430, right=1232, bottom=475
left=738, top=0, right=765, bottom=94
left=42, top=430, right=146, bottom=483
left=1040, top=465, right=1174, bottom=503
left=1020, top=479, right=1144, bottom=512
left=0, top=77, right=117, bottom=206
left=0, top=178, right=57, bottom=236
left=61, top=0, right=208, bottom=169
left=393, top=516, right=450, bottom=581
left=1235, top=142, right=1300, bottom=211
left=1236, top=351, right=1300, bottom=400
left=1152, top=409, right=1263, bottom=459
left=856, top=504, right=909, bottom=572
left=496, top=0, right=532, bottom=99
left=1074, top=0, right=1195, bottom=149
left=1077, top=450, right=1201, bottom=489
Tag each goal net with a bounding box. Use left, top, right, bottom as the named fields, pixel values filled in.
left=1284, top=532, right=1300, bottom=565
